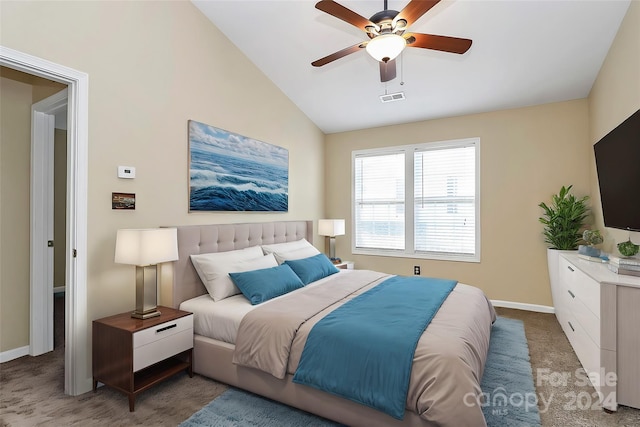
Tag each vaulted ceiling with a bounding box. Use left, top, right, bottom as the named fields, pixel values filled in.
left=193, top=0, right=631, bottom=134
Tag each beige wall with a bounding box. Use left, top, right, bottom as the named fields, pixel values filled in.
left=326, top=100, right=591, bottom=307
left=0, top=0, right=324, bottom=379
left=588, top=0, right=640, bottom=252
left=0, top=77, right=32, bottom=352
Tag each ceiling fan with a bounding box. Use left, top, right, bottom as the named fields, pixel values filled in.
left=311, top=0, right=472, bottom=82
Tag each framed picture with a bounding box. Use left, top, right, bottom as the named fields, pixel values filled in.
left=188, top=120, right=289, bottom=212
left=112, top=192, right=135, bottom=210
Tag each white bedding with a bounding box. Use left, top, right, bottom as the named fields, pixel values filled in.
left=180, top=294, right=253, bottom=343
left=180, top=269, right=354, bottom=344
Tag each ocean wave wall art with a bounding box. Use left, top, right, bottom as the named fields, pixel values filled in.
left=188, top=120, right=288, bottom=212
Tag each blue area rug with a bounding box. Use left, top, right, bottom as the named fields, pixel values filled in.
left=180, top=316, right=540, bottom=427
left=480, top=317, right=541, bottom=426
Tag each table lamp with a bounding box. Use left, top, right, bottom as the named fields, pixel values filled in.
left=318, top=219, right=345, bottom=262
left=115, top=228, right=178, bottom=319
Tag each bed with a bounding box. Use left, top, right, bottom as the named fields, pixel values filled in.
left=168, top=221, right=496, bottom=427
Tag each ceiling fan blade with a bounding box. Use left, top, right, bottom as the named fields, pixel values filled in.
left=394, top=0, right=441, bottom=28
left=405, top=33, right=472, bottom=54
left=311, top=42, right=366, bottom=67
left=315, top=0, right=375, bottom=32
left=379, top=59, right=397, bottom=82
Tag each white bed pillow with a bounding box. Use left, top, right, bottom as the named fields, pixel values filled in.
left=190, top=246, right=276, bottom=301
left=261, top=238, right=320, bottom=264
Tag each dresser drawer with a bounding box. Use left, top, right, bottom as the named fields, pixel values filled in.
left=566, top=288, right=600, bottom=347
left=559, top=257, right=600, bottom=317
left=563, top=311, right=601, bottom=392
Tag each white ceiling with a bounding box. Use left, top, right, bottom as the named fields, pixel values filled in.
left=193, top=0, right=631, bottom=134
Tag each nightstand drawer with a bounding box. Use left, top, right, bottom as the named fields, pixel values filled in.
left=134, top=328, right=193, bottom=371
left=133, top=315, right=193, bottom=348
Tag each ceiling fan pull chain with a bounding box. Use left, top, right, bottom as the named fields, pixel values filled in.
left=400, top=52, right=405, bottom=85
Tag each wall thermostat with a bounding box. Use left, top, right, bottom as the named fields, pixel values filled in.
left=118, top=166, right=136, bottom=179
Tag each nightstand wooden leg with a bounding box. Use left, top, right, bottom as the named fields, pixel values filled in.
left=129, top=395, right=135, bottom=412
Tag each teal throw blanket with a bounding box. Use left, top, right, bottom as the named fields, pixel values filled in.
left=292, top=275, right=457, bottom=420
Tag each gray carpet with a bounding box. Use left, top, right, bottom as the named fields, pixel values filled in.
left=179, top=317, right=540, bottom=427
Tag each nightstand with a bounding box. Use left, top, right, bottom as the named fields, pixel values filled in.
left=334, top=261, right=354, bottom=270
left=92, top=306, right=193, bottom=411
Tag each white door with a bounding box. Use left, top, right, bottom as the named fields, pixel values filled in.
left=30, top=89, right=67, bottom=356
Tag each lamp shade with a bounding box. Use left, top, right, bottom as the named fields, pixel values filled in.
left=318, top=219, right=345, bottom=237
left=365, top=34, right=406, bottom=62
left=115, top=228, right=178, bottom=266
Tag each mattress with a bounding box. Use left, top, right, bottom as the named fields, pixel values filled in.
left=180, top=293, right=254, bottom=344
left=180, top=269, right=355, bottom=344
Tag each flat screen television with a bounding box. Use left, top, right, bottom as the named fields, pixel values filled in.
left=593, top=109, right=640, bottom=231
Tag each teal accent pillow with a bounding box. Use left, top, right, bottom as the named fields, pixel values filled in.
left=229, top=264, right=305, bottom=305
left=284, top=253, right=340, bottom=285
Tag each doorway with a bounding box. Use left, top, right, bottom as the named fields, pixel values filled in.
left=0, top=46, right=89, bottom=396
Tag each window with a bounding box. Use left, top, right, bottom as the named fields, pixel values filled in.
left=353, top=138, right=479, bottom=262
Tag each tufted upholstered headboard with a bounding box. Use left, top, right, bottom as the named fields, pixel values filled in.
left=169, top=221, right=313, bottom=309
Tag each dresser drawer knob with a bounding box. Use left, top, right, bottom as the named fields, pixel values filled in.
left=156, top=324, right=177, bottom=333
left=568, top=321, right=575, bottom=332
left=568, top=290, right=576, bottom=299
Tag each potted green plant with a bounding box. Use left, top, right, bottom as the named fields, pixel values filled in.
left=539, top=185, right=589, bottom=311
left=538, top=185, right=589, bottom=250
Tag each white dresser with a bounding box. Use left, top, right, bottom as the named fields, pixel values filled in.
left=553, top=253, right=640, bottom=411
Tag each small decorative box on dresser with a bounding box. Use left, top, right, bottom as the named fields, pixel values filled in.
left=92, top=306, right=194, bottom=411
left=553, top=253, right=640, bottom=411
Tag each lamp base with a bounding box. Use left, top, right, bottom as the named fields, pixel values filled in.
left=325, top=236, right=337, bottom=260
left=131, top=265, right=161, bottom=320
left=131, top=309, right=161, bottom=319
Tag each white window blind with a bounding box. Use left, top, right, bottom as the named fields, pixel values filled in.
left=414, top=145, right=476, bottom=256
left=353, top=138, right=479, bottom=262
left=354, top=152, right=405, bottom=250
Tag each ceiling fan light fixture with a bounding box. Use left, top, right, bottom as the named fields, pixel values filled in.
left=366, top=33, right=406, bottom=63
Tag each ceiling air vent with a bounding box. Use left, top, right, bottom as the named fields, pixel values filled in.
left=379, top=92, right=406, bottom=103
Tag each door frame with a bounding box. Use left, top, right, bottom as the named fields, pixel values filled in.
left=1, top=46, right=89, bottom=396
left=30, top=88, right=67, bottom=356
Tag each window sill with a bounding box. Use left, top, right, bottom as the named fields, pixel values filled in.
left=352, top=248, right=480, bottom=263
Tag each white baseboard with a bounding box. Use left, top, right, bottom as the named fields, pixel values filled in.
left=0, top=345, right=29, bottom=363
left=491, top=299, right=555, bottom=314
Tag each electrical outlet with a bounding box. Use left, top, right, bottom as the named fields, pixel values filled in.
left=414, top=266, right=421, bottom=275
